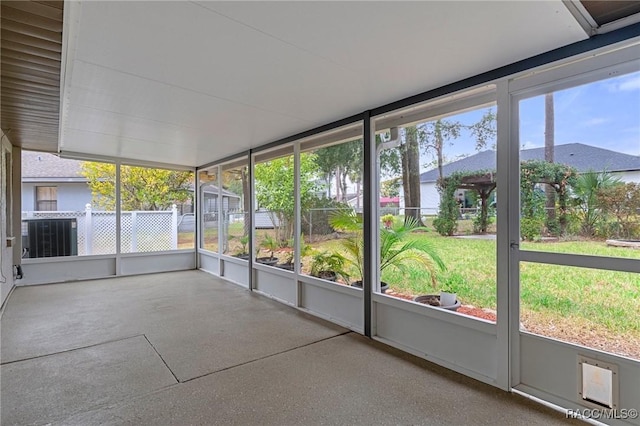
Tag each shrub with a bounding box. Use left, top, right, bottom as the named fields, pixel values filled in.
left=596, top=182, right=640, bottom=239
left=521, top=217, right=543, bottom=241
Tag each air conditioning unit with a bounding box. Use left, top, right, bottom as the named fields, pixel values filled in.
left=24, top=218, right=78, bottom=258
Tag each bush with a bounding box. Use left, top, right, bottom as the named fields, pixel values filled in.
left=473, top=206, right=495, bottom=234
left=434, top=216, right=457, bottom=236
left=521, top=217, right=543, bottom=241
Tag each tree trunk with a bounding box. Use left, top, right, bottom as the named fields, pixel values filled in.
left=544, top=93, right=557, bottom=234
left=241, top=167, right=251, bottom=237
left=404, top=126, right=424, bottom=225
left=401, top=141, right=411, bottom=217
left=435, top=120, right=444, bottom=183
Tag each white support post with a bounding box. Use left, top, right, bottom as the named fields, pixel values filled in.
left=171, top=204, right=178, bottom=250
left=131, top=211, right=137, bottom=252
left=84, top=203, right=93, bottom=255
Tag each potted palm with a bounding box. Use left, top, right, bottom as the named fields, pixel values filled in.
left=277, top=235, right=312, bottom=271
left=256, top=234, right=279, bottom=266
left=309, top=251, right=350, bottom=282
left=233, top=235, right=250, bottom=260
left=328, top=209, right=446, bottom=294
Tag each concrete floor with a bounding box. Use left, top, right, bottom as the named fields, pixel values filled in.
left=1, top=270, right=580, bottom=425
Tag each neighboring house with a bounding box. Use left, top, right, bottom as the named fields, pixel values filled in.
left=201, top=184, right=241, bottom=215
left=419, top=143, right=640, bottom=213
left=21, top=151, right=91, bottom=212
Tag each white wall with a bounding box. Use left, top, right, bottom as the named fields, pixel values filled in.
left=22, top=182, right=91, bottom=211
left=58, top=184, right=92, bottom=210
left=420, top=182, right=440, bottom=214
left=1, top=132, right=15, bottom=307
left=615, top=170, right=640, bottom=183
left=21, top=183, right=34, bottom=211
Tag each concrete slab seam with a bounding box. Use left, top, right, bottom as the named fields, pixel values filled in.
left=182, top=330, right=354, bottom=384
left=143, top=334, right=180, bottom=384
left=0, top=334, right=145, bottom=366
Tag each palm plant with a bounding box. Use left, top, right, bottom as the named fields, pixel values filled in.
left=329, top=209, right=446, bottom=288
left=572, top=170, right=620, bottom=237
left=259, top=234, right=278, bottom=259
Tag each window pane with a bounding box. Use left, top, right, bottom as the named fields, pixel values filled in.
left=21, top=152, right=116, bottom=257
left=375, top=100, right=498, bottom=323
left=221, top=160, right=249, bottom=259
left=300, top=132, right=363, bottom=284
left=253, top=147, right=294, bottom=269
left=120, top=165, right=194, bottom=253
left=520, top=262, right=639, bottom=360
left=36, top=186, right=57, bottom=211
left=518, top=71, right=640, bottom=258
left=200, top=168, right=219, bottom=253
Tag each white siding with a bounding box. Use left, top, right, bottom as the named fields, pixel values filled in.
left=615, top=170, right=640, bottom=183
left=21, top=182, right=91, bottom=211
left=58, top=184, right=92, bottom=211
left=420, top=183, right=440, bottom=215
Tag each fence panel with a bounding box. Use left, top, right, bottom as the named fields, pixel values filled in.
left=22, top=205, right=179, bottom=257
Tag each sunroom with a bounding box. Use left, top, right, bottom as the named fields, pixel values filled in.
left=1, top=1, right=639, bottom=425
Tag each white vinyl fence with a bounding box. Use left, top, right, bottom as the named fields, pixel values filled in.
left=22, top=204, right=179, bottom=255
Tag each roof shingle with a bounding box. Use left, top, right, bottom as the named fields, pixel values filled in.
left=420, top=143, right=640, bottom=182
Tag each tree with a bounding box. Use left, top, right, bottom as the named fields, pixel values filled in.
left=381, top=178, right=401, bottom=198
left=254, top=153, right=319, bottom=241
left=415, top=109, right=496, bottom=230
left=544, top=93, right=557, bottom=234
left=81, top=163, right=193, bottom=211
left=315, top=140, right=362, bottom=202
left=418, top=119, right=462, bottom=183
left=401, top=126, right=424, bottom=224
left=222, top=165, right=251, bottom=236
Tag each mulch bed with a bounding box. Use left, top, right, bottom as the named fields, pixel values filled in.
left=385, top=290, right=497, bottom=322
left=384, top=290, right=639, bottom=359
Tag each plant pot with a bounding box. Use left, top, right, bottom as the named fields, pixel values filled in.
left=314, top=270, right=337, bottom=282
left=351, top=280, right=389, bottom=294
left=256, top=257, right=278, bottom=266
left=413, top=294, right=461, bottom=311
left=276, top=262, right=302, bottom=271
left=234, top=253, right=250, bottom=260
left=440, top=291, right=457, bottom=307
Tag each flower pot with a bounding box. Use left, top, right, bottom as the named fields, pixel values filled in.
left=413, top=294, right=461, bottom=311
left=256, top=257, right=278, bottom=266
left=315, top=270, right=337, bottom=282
left=276, top=262, right=302, bottom=271
left=351, top=280, right=389, bottom=294
left=440, top=291, right=457, bottom=307
left=234, top=253, right=250, bottom=260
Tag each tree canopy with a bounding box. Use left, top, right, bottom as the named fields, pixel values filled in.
left=254, top=153, right=319, bottom=241
left=81, top=163, right=193, bottom=211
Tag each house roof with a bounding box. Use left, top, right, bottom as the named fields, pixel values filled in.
left=420, top=143, right=640, bottom=183
left=21, top=151, right=86, bottom=182
left=201, top=184, right=241, bottom=199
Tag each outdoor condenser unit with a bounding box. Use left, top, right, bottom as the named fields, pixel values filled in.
left=25, top=218, right=78, bottom=258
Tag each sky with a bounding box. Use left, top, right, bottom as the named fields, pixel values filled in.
left=419, top=70, right=640, bottom=173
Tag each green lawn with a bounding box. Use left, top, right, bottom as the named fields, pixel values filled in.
left=308, top=228, right=640, bottom=337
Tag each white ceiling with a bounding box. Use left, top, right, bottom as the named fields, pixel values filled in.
left=59, top=1, right=587, bottom=168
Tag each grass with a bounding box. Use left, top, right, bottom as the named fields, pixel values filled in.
left=188, top=219, right=640, bottom=340
left=309, top=227, right=640, bottom=337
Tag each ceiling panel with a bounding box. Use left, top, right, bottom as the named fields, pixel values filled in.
left=580, top=1, right=640, bottom=26
left=0, top=0, right=63, bottom=152
left=59, top=1, right=588, bottom=167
